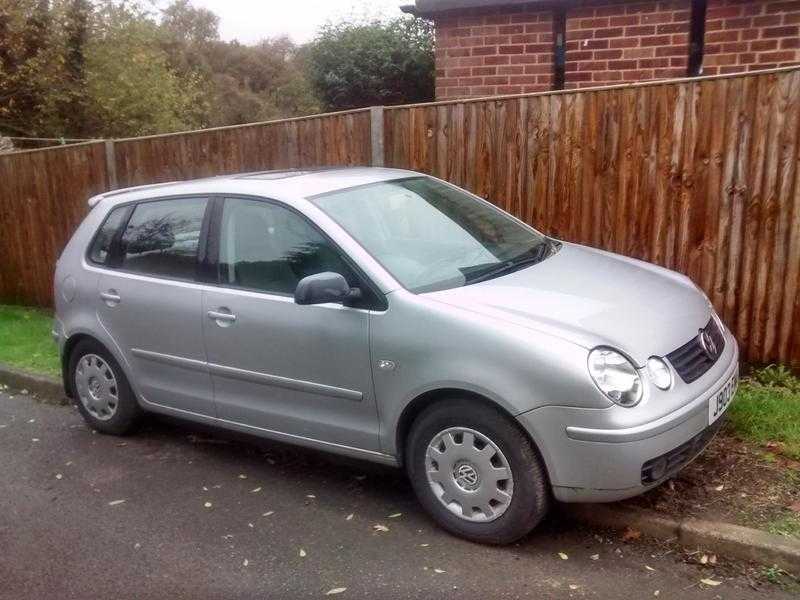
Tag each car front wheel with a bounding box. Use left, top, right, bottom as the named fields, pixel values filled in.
left=406, top=398, right=550, bottom=544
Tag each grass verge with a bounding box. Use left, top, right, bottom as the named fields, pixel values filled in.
left=728, top=365, right=800, bottom=461
left=0, top=304, right=60, bottom=377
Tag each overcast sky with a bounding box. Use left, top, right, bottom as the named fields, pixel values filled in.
left=185, top=0, right=411, bottom=45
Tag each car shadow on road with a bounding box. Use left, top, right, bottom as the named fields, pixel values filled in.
left=128, top=413, right=575, bottom=544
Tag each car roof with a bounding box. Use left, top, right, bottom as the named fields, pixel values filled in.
left=89, top=167, right=420, bottom=209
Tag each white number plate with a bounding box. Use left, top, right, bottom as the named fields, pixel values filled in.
left=708, top=368, right=738, bottom=425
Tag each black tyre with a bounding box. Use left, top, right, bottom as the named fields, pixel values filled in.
left=405, top=398, right=550, bottom=544
left=68, top=339, right=142, bottom=435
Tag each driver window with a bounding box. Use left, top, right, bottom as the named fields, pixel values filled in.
left=218, top=197, right=355, bottom=295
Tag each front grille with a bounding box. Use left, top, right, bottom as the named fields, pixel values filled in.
left=640, top=417, right=724, bottom=484
left=666, top=317, right=725, bottom=384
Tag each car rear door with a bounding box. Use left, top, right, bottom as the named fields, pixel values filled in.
left=94, top=196, right=215, bottom=416
left=200, top=196, right=381, bottom=452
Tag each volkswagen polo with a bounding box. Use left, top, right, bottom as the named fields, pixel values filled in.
left=54, top=167, right=738, bottom=544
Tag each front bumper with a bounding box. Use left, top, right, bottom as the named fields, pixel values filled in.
left=517, top=330, right=739, bottom=503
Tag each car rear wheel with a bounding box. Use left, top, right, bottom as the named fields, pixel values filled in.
left=406, top=398, right=550, bottom=544
left=69, top=339, right=142, bottom=435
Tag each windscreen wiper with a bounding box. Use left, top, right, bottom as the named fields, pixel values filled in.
left=464, top=240, right=554, bottom=285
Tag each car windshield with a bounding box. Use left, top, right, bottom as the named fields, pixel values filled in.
left=309, top=177, right=552, bottom=293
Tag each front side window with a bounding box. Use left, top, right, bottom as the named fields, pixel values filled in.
left=218, top=197, right=355, bottom=295
left=89, top=206, right=128, bottom=265
left=310, top=177, right=551, bottom=293
left=120, top=197, right=207, bottom=280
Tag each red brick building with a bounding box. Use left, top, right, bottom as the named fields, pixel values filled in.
left=402, top=0, right=800, bottom=98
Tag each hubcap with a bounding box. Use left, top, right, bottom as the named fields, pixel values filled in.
left=425, top=427, right=514, bottom=522
left=75, top=354, right=119, bottom=421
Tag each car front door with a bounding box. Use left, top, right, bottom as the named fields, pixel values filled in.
left=200, top=196, right=381, bottom=452
left=94, top=196, right=215, bottom=417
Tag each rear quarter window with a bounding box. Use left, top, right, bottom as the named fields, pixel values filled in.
left=88, top=206, right=128, bottom=265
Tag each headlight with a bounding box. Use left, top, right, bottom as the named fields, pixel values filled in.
left=588, top=347, right=643, bottom=407
left=646, top=356, right=672, bottom=390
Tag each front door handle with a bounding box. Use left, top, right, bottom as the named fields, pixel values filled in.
left=207, top=309, right=237, bottom=326
left=100, top=290, right=121, bottom=306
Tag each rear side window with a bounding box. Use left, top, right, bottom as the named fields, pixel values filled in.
left=89, top=206, right=128, bottom=265
left=119, top=197, right=208, bottom=281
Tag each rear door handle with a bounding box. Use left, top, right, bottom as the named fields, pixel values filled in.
left=207, top=309, right=237, bottom=326
left=100, top=290, right=121, bottom=306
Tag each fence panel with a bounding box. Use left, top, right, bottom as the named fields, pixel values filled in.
left=113, top=110, right=372, bottom=187
left=1, top=69, right=798, bottom=367
left=383, top=68, right=800, bottom=367
left=0, top=142, right=109, bottom=307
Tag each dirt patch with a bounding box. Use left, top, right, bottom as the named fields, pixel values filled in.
left=623, top=423, right=800, bottom=536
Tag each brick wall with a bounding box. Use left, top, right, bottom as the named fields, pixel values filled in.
left=434, top=7, right=554, bottom=99
left=703, top=0, right=800, bottom=75
left=565, top=1, right=691, bottom=89
left=430, top=0, right=800, bottom=99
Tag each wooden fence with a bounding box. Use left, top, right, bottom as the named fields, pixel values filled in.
left=1, top=67, right=798, bottom=367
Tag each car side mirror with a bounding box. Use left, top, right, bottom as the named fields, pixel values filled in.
left=294, top=272, right=361, bottom=306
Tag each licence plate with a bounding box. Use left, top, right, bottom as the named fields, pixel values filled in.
left=708, top=369, right=738, bottom=425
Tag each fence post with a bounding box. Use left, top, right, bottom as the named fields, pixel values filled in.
left=370, top=106, right=385, bottom=167
left=104, top=139, right=118, bottom=190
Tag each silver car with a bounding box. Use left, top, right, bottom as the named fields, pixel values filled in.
left=54, top=168, right=739, bottom=543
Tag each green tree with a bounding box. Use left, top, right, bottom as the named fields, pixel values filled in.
left=83, top=0, right=208, bottom=137
left=305, top=17, right=434, bottom=110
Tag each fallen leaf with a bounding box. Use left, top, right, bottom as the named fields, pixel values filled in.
left=714, top=484, right=724, bottom=492
left=590, top=554, right=599, bottom=561
left=238, top=474, right=247, bottom=479
left=108, top=499, right=126, bottom=506
left=388, top=513, right=402, bottom=518
left=434, top=568, right=445, bottom=574
left=202, top=486, right=209, bottom=491
left=248, top=523, right=254, bottom=528
left=654, top=591, right=660, bottom=596
left=251, top=487, right=262, bottom=493
left=55, top=473, right=63, bottom=480
left=65, top=461, right=73, bottom=466
left=134, top=543, right=141, bottom=549
left=699, top=554, right=708, bottom=565
left=28, top=419, right=35, bottom=423
left=420, top=543, right=430, bottom=548
left=345, top=513, right=354, bottom=521
left=299, top=549, right=307, bottom=557
left=31, top=438, right=39, bottom=442
left=307, top=494, right=316, bottom=499
left=558, top=552, right=568, bottom=560
left=373, top=524, right=389, bottom=533
left=622, top=527, right=641, bottom=541
left=645, top=565, right=655, bottom=572
left=243, top=558, right=249, bottom=567
left=569, top=584, right=578, bottom=590
left=204, top=501, right=213, bottom=508
left=700, top=578, right=722, bottom=587
left=326, top=588, right=346, bottom=596
left=262, top=511, right=274, bottom=517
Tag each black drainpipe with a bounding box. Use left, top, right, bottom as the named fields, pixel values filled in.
left=687, top=0, right=708, bottom=76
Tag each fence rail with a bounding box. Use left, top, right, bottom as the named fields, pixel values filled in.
left=1, top=68, right=798, bottom=368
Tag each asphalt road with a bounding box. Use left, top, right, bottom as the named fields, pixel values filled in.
left=0, top=390, right=793, bottom=599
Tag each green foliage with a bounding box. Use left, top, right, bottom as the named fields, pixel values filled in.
left=751, top=364, right=800, bottom=392
left=0, top=305, right=59, bottom=376
left=729, top=367, right=800, bottom=460
left=0, top=0, right=320, bottom=140
left=306, top=17, right=435, bottom=110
